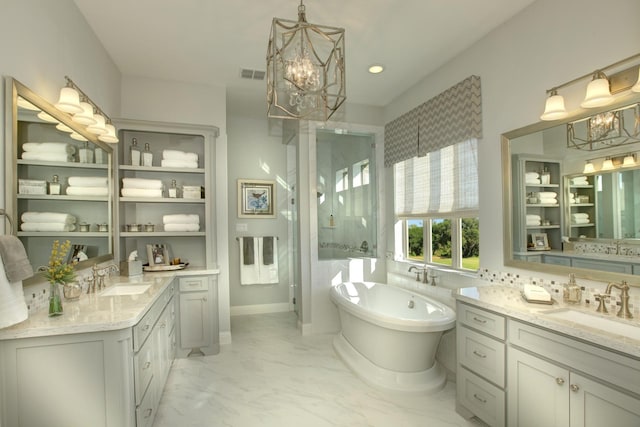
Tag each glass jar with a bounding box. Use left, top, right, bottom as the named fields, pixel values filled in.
left=48, top=175, right=61, bottom=195
left=78, top=141, right=94, bottom=163
left=168, top=179, right=178, bottom=198
left=540, top=167, right=551, bottom=185
left=48, top=282, right=63, bottom=316
left=130, top=138, right=141, bottom=166
left=142, top=142, right=153, bottom=167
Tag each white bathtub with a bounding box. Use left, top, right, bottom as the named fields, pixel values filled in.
left=330, top=281, right=456, bottom=393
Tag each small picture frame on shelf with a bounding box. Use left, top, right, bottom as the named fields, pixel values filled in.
left=531, top=233, right=550, bottom=250
left=147, top=244, right=169, bottom=266
left=237, top=179, right=276, bottom=218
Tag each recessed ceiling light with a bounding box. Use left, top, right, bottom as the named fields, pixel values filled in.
left=368, top=64, right=384, bottom=74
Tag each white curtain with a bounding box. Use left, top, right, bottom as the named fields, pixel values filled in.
left=394, top=139, right=478, bottom=217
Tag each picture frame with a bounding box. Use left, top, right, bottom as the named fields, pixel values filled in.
left=147, top=244, right=170, bottom=266
left=531, top=233, right=550, bottom=250
left=237, top=179, right=276, bottom=218
left=67, top=244, right=88, bottom=264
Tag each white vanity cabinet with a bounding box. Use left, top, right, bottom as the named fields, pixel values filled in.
left=455, top=302, right=506, bottom=427
left=507, top=320, right=640, bottom=427
left=177, top=274, right=219, bottom=357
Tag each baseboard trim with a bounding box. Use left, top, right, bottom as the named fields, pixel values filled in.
left=219, top=331, right=232, bottom=345
left=230, top=302, right=291, bottom=316
left=298, top=319, right=313, bottom=335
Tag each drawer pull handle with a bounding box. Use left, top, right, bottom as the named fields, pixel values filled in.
left=144, top=361, right=151, bottom=369
left=202, top=297, right=208, bottom=302
left=570, top=384, right=580, bottom=392
left=472, top=316, right=487, bottom=324
left=472, top=350, right=487, bottom=359
left=142, top=324, right=150, bottom=332
left=473, top=393, right=487, bottom=404
left=555, top=377, right=565, bottom=385
left=187, top=281, right=200, bottom=286
left=144, top=408, right=153, bottom=418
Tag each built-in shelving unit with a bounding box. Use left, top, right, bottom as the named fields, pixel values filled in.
left=566, top=175, right=596, bottom=239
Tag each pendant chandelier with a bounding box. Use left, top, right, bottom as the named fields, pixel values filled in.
left=267, top=0, right=346, bottom=121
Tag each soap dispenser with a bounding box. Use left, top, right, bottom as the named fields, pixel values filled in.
left=563, top=273, right=581, bottom=304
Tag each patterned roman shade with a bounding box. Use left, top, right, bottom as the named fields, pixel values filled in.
left=384, top=75, right=482, bottom=166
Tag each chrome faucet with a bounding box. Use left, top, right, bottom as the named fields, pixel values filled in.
left=603, top=281, right=633, bottom=319
left=88, top=263, right=120, bottom=293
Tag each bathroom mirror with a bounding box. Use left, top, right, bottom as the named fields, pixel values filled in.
left=502, top=93, right=640, bottom=285
left=4, top=77, right=114, bottom=280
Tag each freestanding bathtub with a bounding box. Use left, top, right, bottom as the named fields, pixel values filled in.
left=330, top=281, right=456, bottom=393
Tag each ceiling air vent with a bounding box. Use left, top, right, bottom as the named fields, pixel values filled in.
left=240, top=68, right=266, bottom=81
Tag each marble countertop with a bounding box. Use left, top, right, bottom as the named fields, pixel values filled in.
left=456, top=285, right=640, bottom=359
left=0, top=267, right=220, bottom=340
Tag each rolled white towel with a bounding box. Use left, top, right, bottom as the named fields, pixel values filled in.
left=571, top=213, right=589, bottom=219
left=21, top=152, right=74, bottom=162
left=160, top=159, right=199, bottom=169
left=121, top=188, right=163, bottom=198
left=534, top=191, right=557, bottom=198
left=523, top=284, right=551, bottom=302
left=21, top=212, right=76, bottom=224
left=163, top=223, right=200, bottom=232
left=122, top=178, right=163, bottom=189
left=162, top=150, right=198, bottom=163
left=22, top=142, right=76, bottom=154
left=526, top=214, right=541, bottom=221
left=66, top=187, right=109, bottom=196
left=538, top=198, right=557, bottom=204
left=68, top=176, right=108, bottom=188
left=572, top=218, right=590, bottom=224
left=162, top=214, right=200, bottom=224
left=21, top=223, right=76, bottom=232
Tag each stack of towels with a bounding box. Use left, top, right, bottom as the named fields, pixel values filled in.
left=20, top=212, right=77, bottom=232
left=571, top=213, right=590, bottom=225
left=162, top=214, right=200, bottom=232
left=525, top=172, right=540, bottom=184
left=535, top=191, right=557, bottom=205
left=66, top=176, right=108, bottom=196
left=121, top=178, right=163, bottom=198
left=526, top=214, right=541, bottom=227
left=21, top=142, right=75, bottom=162
left=570, top=176, right=589, bottom=186
left=523, top=283, right=551, bottom=303
left=569, top=193, right=576, bottom=204
left=161, top=150, right=198, bottom=169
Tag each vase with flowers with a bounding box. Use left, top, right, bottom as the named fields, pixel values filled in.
left=44, top=240, right=77, bottom=316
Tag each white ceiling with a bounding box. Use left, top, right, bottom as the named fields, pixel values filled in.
left=73, top=0, right=536, bottom=112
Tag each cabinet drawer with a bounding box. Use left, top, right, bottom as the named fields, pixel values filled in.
left=134, top=336, right=155, bottom=405
left=135, top=378, right=157, bottom=427
left=457, top=367, right=505, bottom=427
left=458, top=326, right=505, bottom=387
left=133, top=300, right=162, bottom=352
left=457, top=302, right=505, bottom=340
left=179, top=276, right=208, bottom=292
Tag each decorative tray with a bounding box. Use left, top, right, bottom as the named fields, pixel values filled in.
left=143, top=263, right=188, bottom=272
left=521, top=292, right=555, bottom=305
left=527, top=247, right=551, bottom=251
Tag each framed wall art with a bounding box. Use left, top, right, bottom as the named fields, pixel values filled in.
left=238, top=179, right=276, bottom=218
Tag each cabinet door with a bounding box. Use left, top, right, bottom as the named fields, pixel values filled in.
left=569, top=373, right=640, bottom=427
left=179, top=290, right=211, bottom=350
left=508, top=347, right=569, bottom=427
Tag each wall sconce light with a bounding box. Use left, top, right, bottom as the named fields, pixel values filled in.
left=622, top=153, right=636, bottom=167
left=601, top=157, right=615, bottom=170
left=582, top=160, right=595, bottom=174
left=55, top=76, right=118, bottom=143
left=541, top=53, right=640, bottom=121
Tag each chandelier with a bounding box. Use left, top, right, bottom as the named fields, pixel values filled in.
left=567, top=103, right=640, bottom=151
left=267, top=0, right=346, bottom=121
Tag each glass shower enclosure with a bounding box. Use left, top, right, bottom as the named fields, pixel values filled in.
left=316, top=129, right=377, bottom=259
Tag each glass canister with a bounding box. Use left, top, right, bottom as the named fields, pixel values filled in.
left=168, top=179, right=178, bottom=198
left=130, top=138, right=141, bottom=166
left=540, top=166, right=551, bottom=185
left=142, top=142, right=153, bottom=167
left=48, top=175, right=61, bottom=195
left=78, top=141, right=94, bottom=163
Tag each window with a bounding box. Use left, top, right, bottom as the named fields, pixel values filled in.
left=395, top=139, right=479, bottom=271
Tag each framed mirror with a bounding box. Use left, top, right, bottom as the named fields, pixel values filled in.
left=502, top=92, right=640, bottom=285
left=4, top=77, right=114, bottom=281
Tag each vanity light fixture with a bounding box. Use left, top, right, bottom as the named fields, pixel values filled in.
left=583, top=160, right=595, bottom=174
left=585, top=153, right=637, bottom=173
left=622, top=153, right=636, bottom=167
left=266, top=0, right=346, bottom=121
left=55, top=76, right=119, bottom=143
left=55, top=122, right=74, bottom=133
left=601, top=157, right=615, bottom=170
left=540, top=53, right=640, bottom=121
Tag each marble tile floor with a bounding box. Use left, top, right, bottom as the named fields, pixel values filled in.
left=154, top=312, right=481, bottom=427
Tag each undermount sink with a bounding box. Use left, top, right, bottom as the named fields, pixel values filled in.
left=100, top=284, right=152, bottom=297
left=543, top=308, right=640, bottom=341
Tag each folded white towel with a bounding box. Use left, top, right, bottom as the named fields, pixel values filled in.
left=571, top=213, right=589, bottom=218
left=67, top=176, right=108, bottom=188
left=0, top=259, right=28, bottom=329
left=538, top=198, right=557, bottom=205
left=22, top=142, right=76, bottom=154
left=525, top=172, right=540, bottom=179
left=162, top=214, right=200, bottom=224
left=163, top=223, right=200, bottom=232
left=21, top=212, right=76, bottom=224
left=21, top=152, right=74, bottom=162
left=571, top=176, right=588, bottom=184
left=535, top=191, right=557, bottom=198
left=122, top=177, right=163, bottom=189
left=523, top=284, right=551, bottom=302
left=526, top=214, right=541, bottom=220
left=526, top=178, right=541, bottom=184
left=572, top=218, right=590, bottom=224
left=66, top=187, right=109, bottom=196
left=21, top=222, right=76, bottom=232
left=526, top=220, right=541, bottom=226
left=121, top=188, right=163, bottom=198
left=162, top=150, right=199, bottom=163
left=160, top=159, right=199, bottom=169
